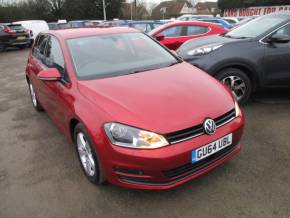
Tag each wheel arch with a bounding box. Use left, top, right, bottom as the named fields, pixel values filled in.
left=25, top=75, right=30, bottom=83
left=213, top=63, right=260, bottom=91
left=69, top=118, right=80, bottom=143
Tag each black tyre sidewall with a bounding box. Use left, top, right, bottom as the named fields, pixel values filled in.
left=216, top=68, right=252, bottom=104
left=74, top=123, right=103, bottom=184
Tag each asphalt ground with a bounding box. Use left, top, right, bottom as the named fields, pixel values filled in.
left=0, top=48, right=289, bottom=218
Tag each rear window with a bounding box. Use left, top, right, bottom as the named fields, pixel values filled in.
left=161, top=26, right=183, bottom=37
left=8, top=24, right=25, bottom=31
left=187, top=26, right=209, bottom=36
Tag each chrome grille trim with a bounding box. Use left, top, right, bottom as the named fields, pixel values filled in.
left=165, top=109, right=236, bottom=144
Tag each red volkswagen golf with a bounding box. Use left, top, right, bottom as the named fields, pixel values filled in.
left=149, top=21, right=228, bottom=50
left=26, top=27, right=244, bottom=190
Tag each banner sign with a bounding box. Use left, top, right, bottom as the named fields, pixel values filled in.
left=224, top=5, right=290, bottom=17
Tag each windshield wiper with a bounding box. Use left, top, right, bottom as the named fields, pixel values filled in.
left=166, top=61, right=180, bottom=67
left=125, top=62, right=180, bottom=76
left=125, top=67, right=159, bottom=75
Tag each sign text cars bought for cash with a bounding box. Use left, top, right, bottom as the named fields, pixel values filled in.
left=224, top=5, right=290, bottom=17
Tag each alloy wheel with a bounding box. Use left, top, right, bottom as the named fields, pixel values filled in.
left=76, top=132, right=96, bottom=177
left=29, top=82, right=38, bottom=107
left=221, top=75, right=246, bottom=102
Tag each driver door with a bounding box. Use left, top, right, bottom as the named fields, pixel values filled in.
left=263, top=23, right=290, bottom=86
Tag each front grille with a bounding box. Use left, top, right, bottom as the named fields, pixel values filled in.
left=165, top=109, right=236, bottom=144
left=163, top=143, right=238, bottom=179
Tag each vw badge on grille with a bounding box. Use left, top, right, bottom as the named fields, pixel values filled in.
left=204, top=119, right=216, bottom=135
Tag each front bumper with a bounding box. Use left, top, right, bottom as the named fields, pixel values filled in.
left=97, top=115, right=244, bottom=190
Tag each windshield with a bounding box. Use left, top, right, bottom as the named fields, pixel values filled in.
left=67, top=32, right=178, bottom=80
left=225, top=16, right=286, bottom=39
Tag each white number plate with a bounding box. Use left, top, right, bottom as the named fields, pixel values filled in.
left=192, top=134, right=233, bottom=163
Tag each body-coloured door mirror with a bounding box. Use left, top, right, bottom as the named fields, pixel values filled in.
left=38, top=68, right=62, bottom=81
left=155, top=33, right=165, bottom=41
left=268, top=33, right=290, bottom=44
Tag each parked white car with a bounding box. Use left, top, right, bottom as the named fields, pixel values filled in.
left=12, top=20, right=49, bottom=40
left=223, top=17, right=240, bottom=25
left=177, top=14, right=213, bottom=21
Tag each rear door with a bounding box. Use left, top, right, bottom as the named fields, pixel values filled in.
left=158, top=25, right=186, bottom=50
left=263, top=23, right=290, bottom=86
left=29, top=34, right=52, bottom=109
left=184, top=25, right=210, bottom=41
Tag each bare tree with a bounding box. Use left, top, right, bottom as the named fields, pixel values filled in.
left=48, top=0, right=65, bottom=18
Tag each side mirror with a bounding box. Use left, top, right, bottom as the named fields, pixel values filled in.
left=38, top=68, right=62, bottom=81
left=155, top=33, right=165, bottom=41
left=268, top=33, right=290, bottom=44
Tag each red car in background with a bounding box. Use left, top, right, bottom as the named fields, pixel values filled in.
left=26, top=27, right=244, bottom=190
left=149, top=21, right=228, bottom=50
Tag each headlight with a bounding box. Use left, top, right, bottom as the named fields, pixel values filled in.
left=187, top=44, right=223, bottom=56
left=235, top=101, right=241, bottom=117
left=104, top=123, right=169, bottom=149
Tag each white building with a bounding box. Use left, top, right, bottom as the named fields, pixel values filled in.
left=191, top=0, right=216, bottom=6
left=0, top=0, right=24, bottom=5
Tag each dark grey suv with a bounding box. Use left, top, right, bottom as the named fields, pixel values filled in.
left=177, top=13, right=290, bottom=104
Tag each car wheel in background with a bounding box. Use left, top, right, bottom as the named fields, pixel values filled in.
left=0, top=46, right=6, bottom=52
left=74, top=123, right=105, bottom=185
left=216, top=68, right=252, bottom=104
left=18, top=45, right=27, bottom=49
left=28, top=80, right=44, bottom=111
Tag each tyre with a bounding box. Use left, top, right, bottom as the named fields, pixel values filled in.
left=18, top=45, right=27, bottom=49
left=216, top=68, right=252, bottom=104
left=27, top=80, right=44, bottom=112
left=74, top=123, right=104, bottom=184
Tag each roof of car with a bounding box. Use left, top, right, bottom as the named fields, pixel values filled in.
left=148, top=20, right=223, bottom=35
left=127, top=20, right=164, bottom=24
left=48, top=27, right=140, bottom=39
left=68, top=20, right=90, bottom=23
left=159, top=20, right=222, bottom=28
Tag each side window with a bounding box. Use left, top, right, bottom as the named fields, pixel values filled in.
left=33, top=34, right=49, bottom=61
left=45, top=36, right=66, bottom=78
left=161, top=26, right=183, bottom=37
left=276, top=23, right=290, bottom=38
left=186, top=26, right=209, bottom=36
left=0, top=25, right=4, bottom=31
